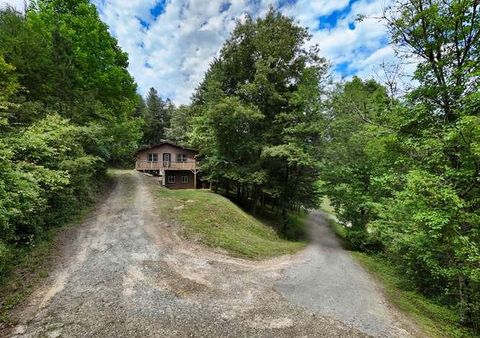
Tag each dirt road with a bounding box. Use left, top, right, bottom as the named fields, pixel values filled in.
left=276, top=211, right=418, bottom=337
left=9, top=171, right=416, bottom=337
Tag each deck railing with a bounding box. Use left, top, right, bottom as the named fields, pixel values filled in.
left=135, top=160, right=198, bottom=171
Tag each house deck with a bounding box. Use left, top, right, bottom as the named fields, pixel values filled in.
left=135, top=160, right=198, bottom=171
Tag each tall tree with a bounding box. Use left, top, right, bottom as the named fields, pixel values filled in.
left=142, top=87, right=171, bottom=144
left=191, top=9, right=328, bottom=225
left=320, top=77, right=404, bottom=249
left=0, top=0, right=141, bottom=164
left=373, top=0, right=480, bottom=328
left=0, top=0, right=142, bottom=275
left=165, top=104, right=195, bottom=145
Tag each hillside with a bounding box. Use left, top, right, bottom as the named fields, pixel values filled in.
left=154, top=188, right=306, bottom=259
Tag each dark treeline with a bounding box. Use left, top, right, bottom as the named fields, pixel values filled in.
left=138, top=87, right=173, bottom=145
left=170, top=2, right=479, bottom=332
left=0, top=0, right=141, bottom=275
left=137, top=87, right=194, bottom=147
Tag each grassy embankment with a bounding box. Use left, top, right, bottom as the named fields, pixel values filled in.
left=0, top=175, right=112, bottom=327
left=320, top=198, right=475, bottom=338
left=155, top=188, right=307, bottom=259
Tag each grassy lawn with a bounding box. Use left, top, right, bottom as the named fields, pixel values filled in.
left=155, top=188, right=307, bottom=259
left=330, top=217, right=475, bottom=338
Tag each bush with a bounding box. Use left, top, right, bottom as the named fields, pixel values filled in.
left=345, top=227, right=383, bottom=252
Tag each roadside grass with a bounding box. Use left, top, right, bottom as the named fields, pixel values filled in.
left=329, top=218, right=347, bottom=239
left=352, top=252, right=474, bottom=338
left=322, top=199, right=475, bottom=338
left=155, top=188, right=307, bottom=259
left=320, top=197, right=336, bottom=215
left=0, top=174, right=112, bottom=327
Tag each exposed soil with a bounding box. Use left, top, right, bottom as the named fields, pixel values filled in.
left=7, top=171, right=418, bottom=337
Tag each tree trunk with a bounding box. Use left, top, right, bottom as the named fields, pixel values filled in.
left=281, top=204, right=289, bottom=234
left=236, top=184, right=241, bottom=202
left=251, top=185, right=260, bottom=214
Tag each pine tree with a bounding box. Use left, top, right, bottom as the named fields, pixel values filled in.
left=142, top=87, right=172, bottom=144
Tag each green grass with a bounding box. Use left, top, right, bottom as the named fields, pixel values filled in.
left=353, top=252, right=475, bottom=338
left=329, top=218, right=347, bottom=239
left=0, top=230, right=57, bottom=325
left=329, top=220, right=474, bottom=338
left=154, top=188, right=307, bottom=259
left=320, top=197, right=336, bottom=215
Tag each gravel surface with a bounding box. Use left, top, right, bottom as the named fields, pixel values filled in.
left=276, top=211, right=419, bottom=337
left=9, top=171, right=369, bottom=338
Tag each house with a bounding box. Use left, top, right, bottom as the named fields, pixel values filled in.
left=135, top=141, right=200, bottom=189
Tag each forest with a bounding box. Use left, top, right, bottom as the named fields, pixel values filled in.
left=0, top=0, right=479, bottom=334
left=0, top=0, right=141, bottom=284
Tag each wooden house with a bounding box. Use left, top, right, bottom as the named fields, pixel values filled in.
left=135, top=141, right=200, bottom=189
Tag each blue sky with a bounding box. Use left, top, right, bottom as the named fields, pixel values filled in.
left=1, top=0, right=406, bottom=104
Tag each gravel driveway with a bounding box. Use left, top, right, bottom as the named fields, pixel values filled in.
left=8, top=171, right=417, bottom=337
left=276, top=211, right=418, bottom=337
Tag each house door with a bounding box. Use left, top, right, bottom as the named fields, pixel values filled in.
left=163, top=153, right=171, bottom=167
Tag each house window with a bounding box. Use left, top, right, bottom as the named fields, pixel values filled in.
left=181, top=176, right=189, bottom=184
left=148, top=153, right=158, bottom=162
left=177, top=154, right=187, bottom=162
left=167, top=175, right=175, bottom=184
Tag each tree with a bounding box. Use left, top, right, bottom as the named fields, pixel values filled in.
left=0, top=1, right=141, bottom=276
left=165, top=104, right=195, bottom=145
left=386, top=0, right=480, bottom=123
left=134, top=94, right=146, bottom=118
left=191, top=9, right=328, bottom=225
left=318, top=2, right=479, bottom=330
left=0, top=55, right=18, bottom=128
left=0, top=1, right=141, bottom=164
left=142, top=87, right=171, bottom=144
left=372, top=0, right=480, bottom=329
left=320, top=77, right=403, bottom=249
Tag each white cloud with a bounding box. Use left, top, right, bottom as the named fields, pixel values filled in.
left=0, top=0, right=413, bottom=104
left=0, top=0, right=27, bottom=10
left=282, top=0, right=350, bottom=30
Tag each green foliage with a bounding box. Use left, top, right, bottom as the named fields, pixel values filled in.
left=165, top=104, right=195, bottom=145
left=320, top=77, right=400, bottom=250
left=191, top=96, right=265, bottom=185
left=383, top=0, right=479, bottom=329
left=354, top=252, right=476, bottom=338
left=320, top=0, right=480, bottom=331
left=0, top=55, right=18, bottom=126
left=372, top=170, right=478, bottom=296
left=388, top=0, right=480, bottom=123
left=0, top=1, right=140, bottom=287
left=1, top=114, right=100, bottom=240
left=0, top=1, right=141, bottom=163
left=141, top=87, right=173, bottom=145
left=190, top=9, right=328, bottom=227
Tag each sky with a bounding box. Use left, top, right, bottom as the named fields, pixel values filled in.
left=0, top=0, right=407, bottom=104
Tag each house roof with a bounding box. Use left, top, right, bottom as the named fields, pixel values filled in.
left=135, top=141, right=198, bottom=154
